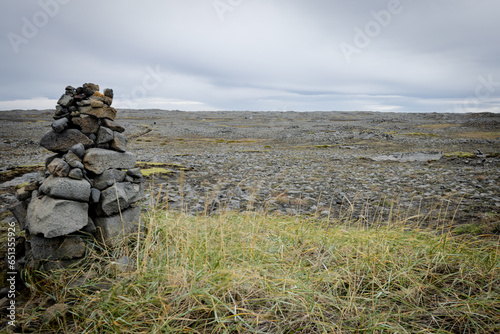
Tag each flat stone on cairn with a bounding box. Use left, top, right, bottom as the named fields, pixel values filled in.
left=10, top=83, right=144, bottom=270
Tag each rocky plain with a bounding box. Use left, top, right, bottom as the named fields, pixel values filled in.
left=1, top=108, right=500, bottom=237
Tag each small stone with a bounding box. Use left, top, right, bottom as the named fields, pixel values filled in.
left=69, top=143, right=86, bottom=159
left=97, top=182, right=143, bottom=216
left=93, top=91, right=104, bottom=98
left=97, top=126, right=114, bottom=144
left=90, top=98, right=104, bottom=108
left=127, top=168, right=143, bottom=179
left=47, top=158, right=70, bottom=177
left=89, top=188, right=101, bottom=203
left=102, top=96, right=113, bottom=106
left=93, top=169, right=126, bottom=190
left=103, top=88, right=113, bottom=98
left=16, top=187, right=32, bottom=201
left=51, top=118, right=69, bottom=133
left=57, top=94, right=74, bottom=108
left=64, top=150, right=83, bottom=168
left=9, top=201, right=28, bottom=230
left=110, top=256, right=133, bottom=273
left=73, top=93, right=85, bottom=101
left=42, top=304, right=70, bottom=324
left=82, top=83, right=100, bottom=96
left=72, top=115, right=100, bottom=134
left=82, top=217, right=96, bottom=234
left=68, top=168, right=83, bottom=180
left=110, top=131, right=127, bottom=152
left=102, top=118, right=125, bottom=133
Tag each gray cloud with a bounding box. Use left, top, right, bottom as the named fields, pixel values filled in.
left=1, top=0, right=499, bottom=112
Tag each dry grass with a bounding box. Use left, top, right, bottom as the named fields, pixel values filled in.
left=457, top=131, right=500, bottom=140
left=9, top=201, right=500, bottom=333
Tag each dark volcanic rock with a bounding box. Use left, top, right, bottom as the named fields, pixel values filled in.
left=40, top=129, right=93, bottom=153
left=102, top=118, right=124, bottom=133
left=39, top=175, right=91, bottom=202
left=83, top=148, right=136, bottom=175
left=94, top=206, right=142, bottom=246
left=110, top=131, right=127, bottom=152
left=26, top=191, right=89, bottom=238
left=72, top=115, right=100, bottom=134
left=47, top=158, right=70, bottom=177
left=78, top=105, right=117, bottom=120
left=51, top=117, right=69, bottom=133
left=30, top=235, right=86, bottom=260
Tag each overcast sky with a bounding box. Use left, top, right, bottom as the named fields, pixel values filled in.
left=1, top=0, right=499, bottom=112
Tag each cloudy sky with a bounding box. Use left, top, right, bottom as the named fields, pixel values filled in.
left=1, top=0, right=499, bottom=112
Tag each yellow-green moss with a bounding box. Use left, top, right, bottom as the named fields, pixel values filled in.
left=399, top=132, right=439, bottom=137
left=444, top=152, right=476, bottom=158
left=141, top=168, right=174, bottom=177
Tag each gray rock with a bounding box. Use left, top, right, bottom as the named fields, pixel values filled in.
left=16, top=186, right=32, bottom=201
left=82, top=83, right=99, bottom=96
left=126, top=168, right=143, bottom=179
left=72, top=115, right=100, bottom=134
left=42, top=303, right=70, bottom=324
left=94, top=206, right=142, bottom=246
left=102, top=118, right=124, bottom=132
left=69, top=143, right=86, bottom=159
left=97, top=126, right=114, bottom=144
left=40, top=129, right=94, bottom=153
left=26, top=193, right=89, bottom=238
left=68, top=168, right=83, bottom=180
left=93, top=169, right=126, bottom=190
left=40, top=175, right=90, bottom=201
left=47, top=158, right=70, bottom=177
left=57, top=94, right=74, bottom=107
left=30, top=235, right=86, bottom=260
left=97, top=182, right=144, bottom=216
left=82, top=217, right=96, bottom=234
left=78, top=105, right=117, bottom=120
left=110, top=131, right=127, bottom=152
left=83, top=148, right=136, bottom=175
left=64, top=150, right=83, bottom=168
left=103, top=88, right=113, bottom=99
left=90, top=98, right=104, bottom=108
left=9, top=201, right=28, bottom=230
left=90, top=188, right=101, bottom=203
left=51, top=118, right=69, bottom=133
left=110, top=256, right=133, bottom=273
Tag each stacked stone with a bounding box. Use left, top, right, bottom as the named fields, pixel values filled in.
left=10, top=83, right=144, bottom=269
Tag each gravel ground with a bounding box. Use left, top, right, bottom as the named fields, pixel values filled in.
left=1, top=109, right=499, bottom=233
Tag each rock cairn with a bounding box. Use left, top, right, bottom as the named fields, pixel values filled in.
left=10, top=83, right=144, bottom=270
